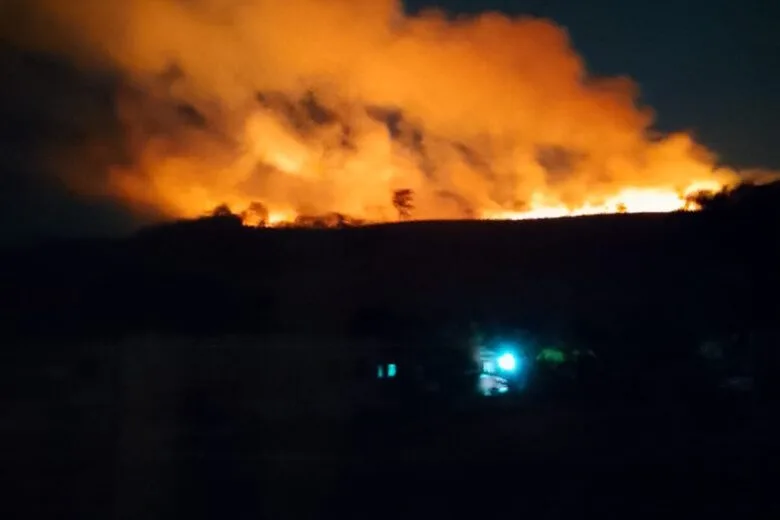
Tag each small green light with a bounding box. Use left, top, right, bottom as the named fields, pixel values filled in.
left=377, top=365, right=384, bottom=378
left=387, top=363, right=397, bottom=378
left=536, top=348, right=566, bottom=364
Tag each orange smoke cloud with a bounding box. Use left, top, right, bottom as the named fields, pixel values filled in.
left=5, top=0, right=751, bottom=225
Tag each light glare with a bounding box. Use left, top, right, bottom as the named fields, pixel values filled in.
left=497, top=353, right=517, bottom=371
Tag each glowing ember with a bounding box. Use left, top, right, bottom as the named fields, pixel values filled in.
left=12, top=0, right=758, bottom=227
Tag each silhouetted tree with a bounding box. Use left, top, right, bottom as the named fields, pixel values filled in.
left=392, top=189, right=414, bottom=220
left=688, top=189, right=731, bottom=212
left=241, top=202, right=269, bottom=227
left=210, top=204, right=234, bottom=218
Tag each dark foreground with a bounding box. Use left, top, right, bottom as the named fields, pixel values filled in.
left=2, top=187, right=778, bottom=518
left=3, top=395, right=778, bottom=520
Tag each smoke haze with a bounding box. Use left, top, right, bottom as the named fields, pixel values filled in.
left=0, top=0, right=766, bottom=230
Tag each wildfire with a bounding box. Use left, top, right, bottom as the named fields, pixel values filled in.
left=482, top=181, right=725, bottom=222
left=10, top=0, right=750, bottom=227
left=231, top=183, right=720, bottom=228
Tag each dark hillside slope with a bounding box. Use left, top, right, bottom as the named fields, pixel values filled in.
left=1, top=182, right=777, bottom=351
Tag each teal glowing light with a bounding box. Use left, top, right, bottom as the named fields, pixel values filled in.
left=378, top=363, right=396, bottom=379
left=497, top=352, right=517, bottom=371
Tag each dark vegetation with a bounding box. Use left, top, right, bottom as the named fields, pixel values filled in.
left=2, top=181, right=778, bottom=369
left=1, top=180, right=779, bottom=519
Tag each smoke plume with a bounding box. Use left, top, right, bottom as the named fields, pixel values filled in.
left=0, top=0, right=756, bottom=225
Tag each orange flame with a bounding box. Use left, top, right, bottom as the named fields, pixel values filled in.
left=11, top=0, right=750, bottom=226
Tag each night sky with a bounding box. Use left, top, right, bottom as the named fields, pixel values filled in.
left=0, top=0, right=777, bottom=243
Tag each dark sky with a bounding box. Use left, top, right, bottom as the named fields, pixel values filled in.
left=0, top=49, right=145, bottom=245
left=408, top=0, right=780, bottom=170
left=0, top=0, right=777, bottom=244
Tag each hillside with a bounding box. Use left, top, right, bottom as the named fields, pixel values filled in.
left=1, top=181, right=778, bottom=358
left=2, top=183, right=779, bottom=520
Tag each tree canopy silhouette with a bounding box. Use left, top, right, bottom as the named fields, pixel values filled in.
left=392, top=189, right=414, bottom=220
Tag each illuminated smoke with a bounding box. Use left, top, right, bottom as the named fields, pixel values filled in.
left=3, top=0, right=758, bottom=225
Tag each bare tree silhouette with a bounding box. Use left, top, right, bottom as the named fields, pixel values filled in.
left=392, top=189, right=414, bottom=221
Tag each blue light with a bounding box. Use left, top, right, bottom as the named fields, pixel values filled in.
left=497, top=352, right=517, bottom=372
left=387, top=363, right=397, bottom=378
